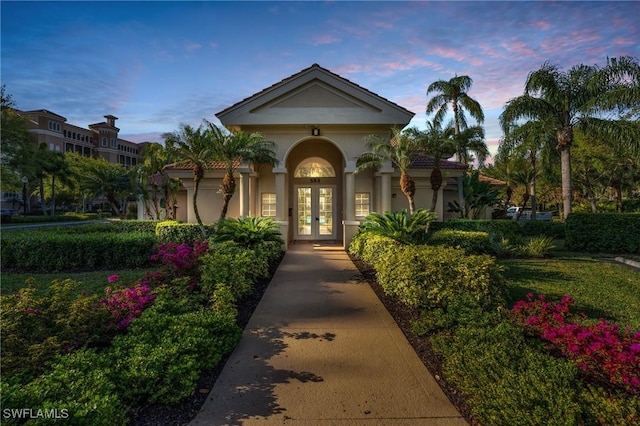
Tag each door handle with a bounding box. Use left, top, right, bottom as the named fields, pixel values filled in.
left=315, top=217, right=319, bottom=221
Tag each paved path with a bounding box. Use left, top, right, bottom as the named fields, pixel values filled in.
left=190, top=243, right=467, bottom=425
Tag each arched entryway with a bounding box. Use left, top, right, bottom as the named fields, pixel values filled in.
left=286, top=139, right=345, bottom=242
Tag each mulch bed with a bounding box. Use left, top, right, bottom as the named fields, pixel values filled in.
left=129, top=254, right=476, bottom=425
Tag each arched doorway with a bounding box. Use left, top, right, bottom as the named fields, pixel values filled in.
left=286, top=139, right=344, bottom=241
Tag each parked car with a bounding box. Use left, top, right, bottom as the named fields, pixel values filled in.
left=506, top=206, right=553, bottom=221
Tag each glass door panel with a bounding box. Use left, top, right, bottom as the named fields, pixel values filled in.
left=318, top=187, right=333, bottom=235
left=297, top=187, right=312, bottom=235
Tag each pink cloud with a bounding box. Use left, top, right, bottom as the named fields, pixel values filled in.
left=613, top=37, right=636, bottom=46
left=531, top=20, right=552, bottom=30
left=185, top=42, right=202, bottom=52
left=429, top=46, right=466, bottom=62
left=310, top=34, right=341, bottom=46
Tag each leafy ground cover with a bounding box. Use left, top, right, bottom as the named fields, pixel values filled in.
left=349, top=218, right=640, bottom=426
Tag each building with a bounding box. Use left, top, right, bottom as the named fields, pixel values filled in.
left=18, top=109, right=144, bottom=167
left=165, top=64, right=473, bottom=248
left=1, top=109, right=146, bottom=213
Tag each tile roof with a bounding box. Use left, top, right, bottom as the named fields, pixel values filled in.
left=164, top=159, right=239, bottom=171
left=409, top=154, right=468, bottom=170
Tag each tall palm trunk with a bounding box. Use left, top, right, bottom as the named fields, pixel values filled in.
left=558, top=123, right=573, bottom=219
left=192, top=165, right=205, bottom=235
left=400, top=172, right=416, bottom=214
left=430, top=167, right=443, bottom=213
left=219, top=171, right=236, bottom=220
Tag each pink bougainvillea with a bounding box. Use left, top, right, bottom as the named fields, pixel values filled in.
left=512, top=293, right=640, bottom=394
left=101, top=284, right=156, bottom=330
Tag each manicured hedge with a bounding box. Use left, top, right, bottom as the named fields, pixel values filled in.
left=427, top=229, right=493, bottom=255
left=155, top=221, right=215, bottom=244
left=565, top=213, right=640, bottom=254
left=1, top=231, right=157, bottom=272
left=518, top=220, right=566, bottom=239
left=430, top=219, right=521, bottom=242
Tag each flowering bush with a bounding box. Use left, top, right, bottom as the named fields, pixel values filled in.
left=512, top=293, right=640, bottom=394
left=101, top=278, right=156, bottom=330
left=151, top=241, right=208, bottom=274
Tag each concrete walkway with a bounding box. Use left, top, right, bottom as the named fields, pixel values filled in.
left=190, top=243, right=467, bottom=425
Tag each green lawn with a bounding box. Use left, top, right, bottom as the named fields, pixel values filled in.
left=500, top=255, right=640, bottom=330
left=0, top=268, right=155, bottom=296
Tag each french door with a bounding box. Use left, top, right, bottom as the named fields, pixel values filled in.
left=295, top=186, right=336, bottom=240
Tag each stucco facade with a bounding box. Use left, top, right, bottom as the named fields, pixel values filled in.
left=166, top=64, right=469, bottom=248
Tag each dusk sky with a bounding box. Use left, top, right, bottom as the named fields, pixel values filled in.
left=2, top=1, right=639, bottom=156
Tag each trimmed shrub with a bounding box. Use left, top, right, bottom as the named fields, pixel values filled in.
left=0, top=279, right=112, bottom=379
left=109, top=293, right=241, bottom=405
left=518, top=220, right=566, bottom=239
left=427, top=229, right=493, bottom=255
left=1, top=231, right=156, bottom=272
left=200, top=241, right=266, bottom=301
left=2, top=349, right=128, bottom=426
left=155, top=220, right=215, bottom=244
left=430, top=218, right=521, bottom=243
left=111, top=219, right=158, bottom=233
left=565, top=213, right=640, bottom=254
left=348, top=233, right=397, bottom=266
left=373, top=243, right=504, bottom=310
left=431, top=317, right=585, bottom=426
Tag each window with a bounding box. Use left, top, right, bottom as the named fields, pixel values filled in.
left=294, top=157, right=335, bottom=178
left=48, top=121, right=61, bottom=131
left=102, top=137, right=107, bottom=147
left=261, top=193, right=277, bottom=217
left=111, top=138, right=117, bottom=148
left=355, top=193, right=370, bottom=217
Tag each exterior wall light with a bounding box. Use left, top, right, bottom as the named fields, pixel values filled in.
left=311, top=127, right=320, bottom=136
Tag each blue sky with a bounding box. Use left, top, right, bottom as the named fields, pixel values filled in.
left=2, top=1, right=638, bottom=156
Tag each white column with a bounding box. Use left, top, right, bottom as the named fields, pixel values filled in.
left=379, top=161, right=394, bottom=213
left=344, top=160, right=356, bottom=221
left=238, top=168, right=251, bottom=218
left=249, top=173, right=258, bottom=216
left=273, top=166, right=289, bottom=249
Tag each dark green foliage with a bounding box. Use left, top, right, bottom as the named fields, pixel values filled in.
left=214, top=216, right=284, bottom=248
left=518, top=220, right=566, bottom=239
left=0, top=279, right=112, bottom=379
left=1, top=231, right=156, bottom=272
left=358, top=209, right=436, bottom=244
left=155, top=220, right=215, bottom=244
left=430, top=218, right=521, bottom=242
left=2, top=349, right=128, bottom=426
left=372, top=242, right=504, bottom=310
left=109, top=296, right=241, bottom=405
left=200, top=241, right=267, bottom=301
left=431, top=318, right=585, bottom=426
left=427, top=229, right=493, bottom=255
left=565, top=213, right=640, bottom=253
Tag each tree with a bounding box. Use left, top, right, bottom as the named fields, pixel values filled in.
left=426, top=75, right=485, bottom=165
left=79, top=157, right=133, bottom=217
left=140, top=142, right=173, bottom=220
left=163, top=123, right=213, bottom=234
left=500, top=56, right=640, bottom=218
left=447, top=170, right=501, bottom=220
left=357, top=127, right=423, bottom=214
left=406, top=121, right=457, bottom=212
left=204, top=121, right=277, bottom=220
left=453, top=124, right=489, bottom=166
left=1, top=85, right=34, bottom=198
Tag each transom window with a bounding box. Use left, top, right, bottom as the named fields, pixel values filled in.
left=294, top=157, right=335, bottom=178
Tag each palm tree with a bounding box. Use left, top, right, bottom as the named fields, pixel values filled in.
left=163, top=123, right=212, bottom=234
left=453, top=125, right=489, bottom=166
left=500, top=56, right=640, bottom=218
left=204, top=121, right=277, bottom=220
left=141, top=142, right=173, bottom=219
left=356, top=127, right=423, bottom=214
left=81, top=158, right=132, bottom=217
left=406, top=121, right=457, bottom=212
left=426, top=74, right=485, bottom=141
